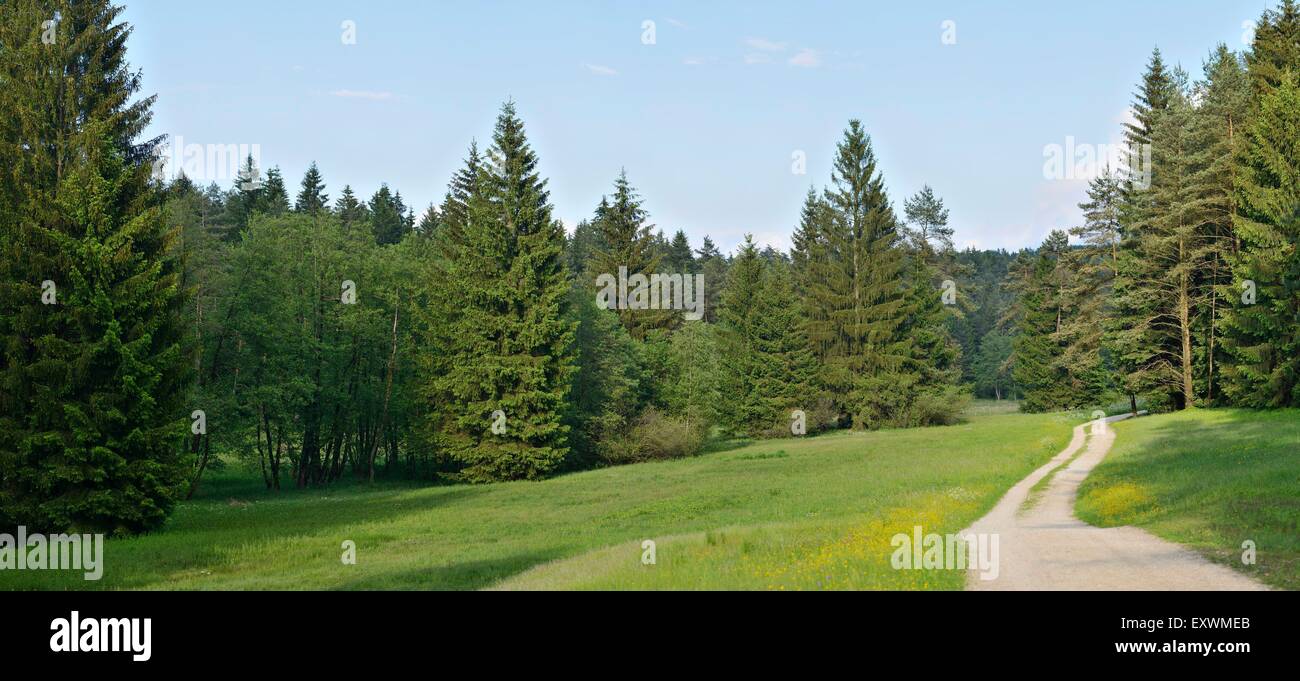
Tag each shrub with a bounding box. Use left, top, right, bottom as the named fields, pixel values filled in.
left=602, top=409, right=704, bottom=464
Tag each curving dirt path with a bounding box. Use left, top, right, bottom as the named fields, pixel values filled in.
left=962, top=414, right=1266, bottom=590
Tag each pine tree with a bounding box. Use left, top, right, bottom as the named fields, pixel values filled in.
left=420, top=102, right=576, bottom=481
left=294, top=161, right=329, bottom=214
left=902, top=185, right=954, bottom=256
left=1221, top=79, right=1300, bottom=407
left=0, top=0, right=190, bottom=533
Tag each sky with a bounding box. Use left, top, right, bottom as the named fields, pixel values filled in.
left=121, top=0, right=1275, bottom=255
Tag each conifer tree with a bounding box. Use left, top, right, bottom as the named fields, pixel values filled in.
left=420, top=102, right=576, bottom=481
left=1245, top=0, right=1300, bottom=101
left=369, top=184, right=406, bottom=245
left=666, top=230, right=696, bottom=273
left=1114, top=87, right=1209, bottom=409
left=587, top=171, right=676, bottom=338
left=1009, top=232, right=1091, bottom=411
left=334, top=185, right=366, bottom=230
left=791, top=187, right=829, bottom=285
left=261, top=166, right=290, bottom=215
left=438, top=140, right=482, bottom=242
left=415, top=203, right=439, bottom=237
left=694, top=235, right=728, bottom=322
left=0, top=0, right=189, bottom=533
left=802, top=120, right=919, bottom=427
left=718, top=236, right=820, bottom=435
left=1192, top=45, right=1251, bottom=403
left=294, top=161, right=329, bottom=214
left=1221, top=79, right=1300, bottom=407
left=902, top=185, right=954, bottom=256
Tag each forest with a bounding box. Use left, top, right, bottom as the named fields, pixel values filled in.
left=2, top=0, right=1298, bottom=538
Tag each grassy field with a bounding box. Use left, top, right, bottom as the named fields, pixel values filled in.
left=1, top=406, right=1076, bottom=590
left=1076, top=408, right=1300, bottom=590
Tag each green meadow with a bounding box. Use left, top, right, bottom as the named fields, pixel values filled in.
left=2, top=405, right=1074, bottom=590
left=1077, top=408, right=1300, bottom=590
left=7, top=405, right=1294, bottom=591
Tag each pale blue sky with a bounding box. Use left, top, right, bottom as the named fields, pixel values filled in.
left=123, top=0, right=1273, bottom=253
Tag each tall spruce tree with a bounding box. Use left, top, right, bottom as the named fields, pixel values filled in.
left=1115, top=85, right=1210, bottom=409
left=1221, top=79, right=1300, bottom=407
left=0, top=0, right=190, bottom=533
left=420, top=102, right=576, bottom=481
left=1193, top=45, right=1251, bottom=403
left=802, top=120, right=921, bottom=427
left=718, top=236, right=820, bottom=435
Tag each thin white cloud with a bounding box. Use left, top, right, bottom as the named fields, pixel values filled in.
left=744, top=53, right=773, bottom=65
left=583, top=63, right=618, bottom=76
left=329, top=89, right=393, bottom=100
left=682, top=56, right=708, bottom=66
left=666, top=17, right=688, bottom=29
left=745, top=37, right=787, bottom=52
left=788, top=48, right=821, bottom=68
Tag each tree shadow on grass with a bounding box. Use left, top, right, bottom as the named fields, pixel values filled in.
left=1101, top=408, right=1300, bottom=589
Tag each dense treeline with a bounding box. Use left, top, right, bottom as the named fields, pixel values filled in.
left=0, top=0, right=974, bottom=536
left=1010, top=1, right=1300, bottom=414
left=11, top=0, right=1296, bottom=536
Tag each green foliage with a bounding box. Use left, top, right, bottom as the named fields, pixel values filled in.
left=418, top=102, right=576, bottom=482
left=718, top=236, right=822, bottom=436
left=587, top=171, right=677, bottom=338
left=973, top=330, right=1015, bottom=399
left=564, top=283, right=644, bottom=467
left=1221, top=80, right=1300, bottom=407
left=294, top=162, right=329, bottom=214
left=0, top=0, right=189, bottom=534
left=368, top=184, right=407, bottom=245
left=799, top=121, right=962, bottom=428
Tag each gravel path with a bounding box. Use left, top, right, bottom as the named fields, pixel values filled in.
left=962, top=415, right=1266, bottom=591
